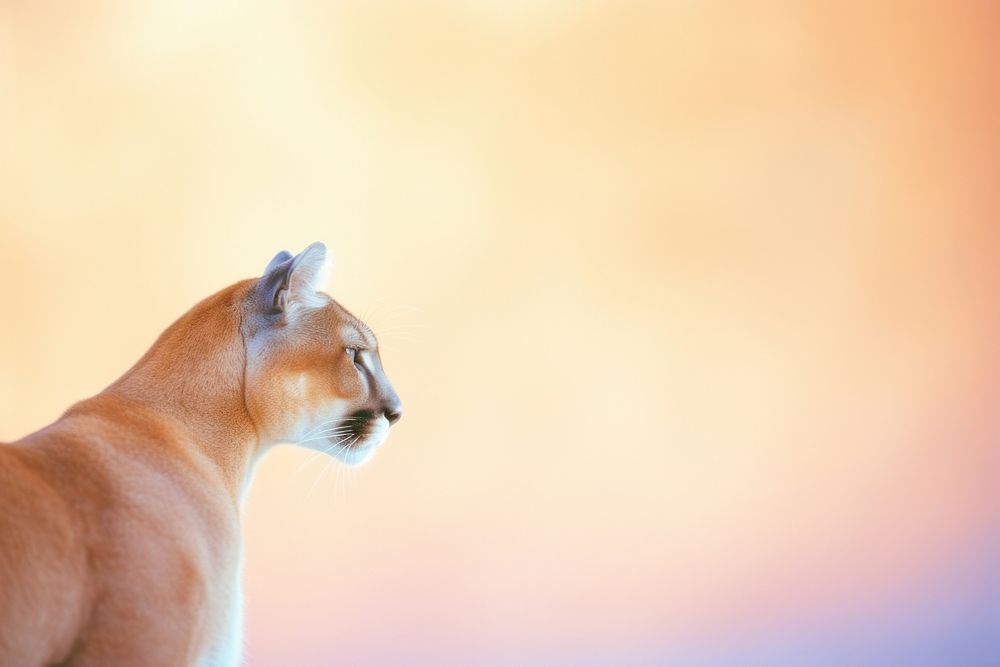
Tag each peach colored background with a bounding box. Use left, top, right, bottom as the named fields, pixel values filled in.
left=1, top=2, right=998, bottom=665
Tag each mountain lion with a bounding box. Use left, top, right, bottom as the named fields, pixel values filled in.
left=0, top=243, right=402, bottom=666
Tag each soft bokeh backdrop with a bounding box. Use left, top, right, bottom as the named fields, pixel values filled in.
left=1, top=2, right=998, bottom=665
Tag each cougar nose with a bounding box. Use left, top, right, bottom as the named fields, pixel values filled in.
left=382, top=400, right=403, bottom=425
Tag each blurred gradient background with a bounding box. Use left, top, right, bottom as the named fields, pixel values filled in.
left=2, top=1, right=999, bottom=665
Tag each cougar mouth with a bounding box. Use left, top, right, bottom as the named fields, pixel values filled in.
left=332, top=409, right=390, bottom=465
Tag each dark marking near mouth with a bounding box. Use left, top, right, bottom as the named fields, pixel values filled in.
left=345, top=409, right=374, bottom=442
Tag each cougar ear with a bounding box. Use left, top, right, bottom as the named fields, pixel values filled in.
left=263, top=250, right=293, bottom=275
left=258, top=243, right=331, bottom=315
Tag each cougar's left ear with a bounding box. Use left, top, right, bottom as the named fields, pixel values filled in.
left=257, top=242, right=332, bottom=316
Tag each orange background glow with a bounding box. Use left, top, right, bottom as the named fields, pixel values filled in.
left=1, top=2, right=998, bottom=664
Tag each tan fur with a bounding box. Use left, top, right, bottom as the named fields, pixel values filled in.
left=0, top=248, right=400, bottom=666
